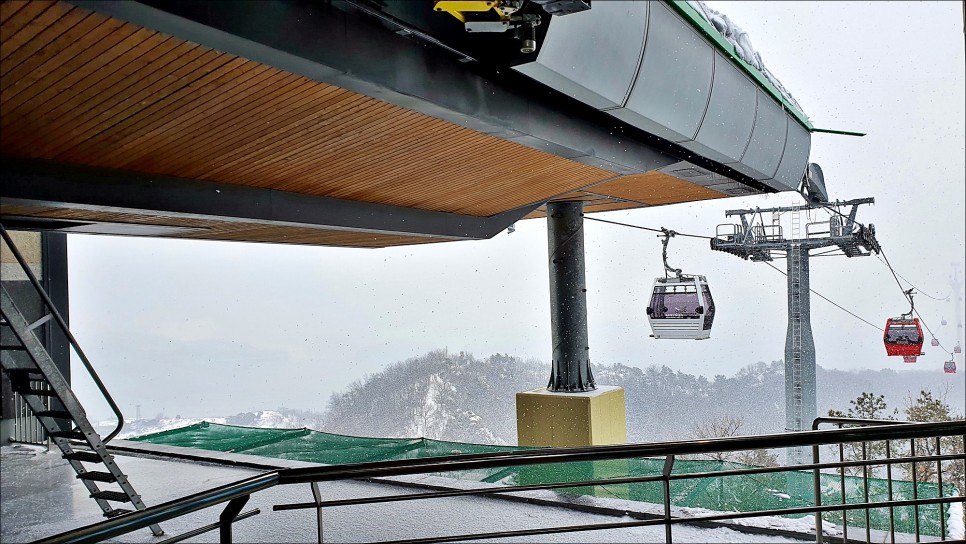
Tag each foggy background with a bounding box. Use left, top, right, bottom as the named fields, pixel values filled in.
left=65, top=1, right=965, bottom=421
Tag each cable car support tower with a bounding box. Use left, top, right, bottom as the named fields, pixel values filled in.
left=710, top=177, right=880, bottom=464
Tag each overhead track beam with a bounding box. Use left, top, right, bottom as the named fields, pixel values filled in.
left=0, top=159, right=537, bottom=241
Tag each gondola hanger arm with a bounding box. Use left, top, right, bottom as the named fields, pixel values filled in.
left=660, top=228, right=682, bottom=279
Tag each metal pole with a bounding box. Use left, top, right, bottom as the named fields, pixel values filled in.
left=219, top=495, right=250, bottom=544
left=813, top=443, right=823, bottom=543
left=662, top=455, right=675, bottom=544
left=546, top=201, right=595, bottom=392
left=311, top=482, right=324, bottom=544
left=785, top=245, right=816, bottom=465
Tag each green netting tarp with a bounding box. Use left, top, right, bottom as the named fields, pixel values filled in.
left=132, top=422, right=957, bottom=537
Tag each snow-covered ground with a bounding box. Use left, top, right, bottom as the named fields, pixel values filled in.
left=88, top=414, right=965, bottom=543
left=1, top=444, right=817, bottom=543
left=5, top=442, right=962, bottom=543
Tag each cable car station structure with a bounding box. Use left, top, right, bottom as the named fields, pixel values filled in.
left=711, top=194, right=881, bottom=461
left=0, top=1, right=874, bottom=534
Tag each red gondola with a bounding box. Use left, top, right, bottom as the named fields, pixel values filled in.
left=955, top=344, right=962, bottom=354
left=944, top=360, right=957, bottom=373
left=884, top=290, right=924, bottom=362
left=883, top=318, right=923, bottom=359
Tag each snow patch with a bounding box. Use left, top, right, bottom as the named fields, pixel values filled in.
left=948, top=493, right=965, bottom=540
left=686, top=0, right=806, bottom=114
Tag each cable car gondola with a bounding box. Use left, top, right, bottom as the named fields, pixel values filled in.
left=645, top=229, right=715, bottom=340
left=931, top=337, right=940, bottom=347
left=944, top=359, right=957, bottom=373
left=883, top=289, right=923, bottom=363
left=955, top=344, right=962, bottom=354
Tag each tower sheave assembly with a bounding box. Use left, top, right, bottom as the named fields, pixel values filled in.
left=711, top=176, right=879, bottom=464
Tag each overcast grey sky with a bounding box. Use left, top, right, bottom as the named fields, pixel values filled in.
left=66, top=1, right=965, bottom=420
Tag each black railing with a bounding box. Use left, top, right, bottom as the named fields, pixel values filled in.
left=35, top=419, right=966, bottom=544
left=812, top=416, right=964, bottom=544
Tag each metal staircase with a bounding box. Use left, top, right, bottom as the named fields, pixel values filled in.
left=785, top=212, right=806, bottom=466
left=0, top=225, right=162, bottom=536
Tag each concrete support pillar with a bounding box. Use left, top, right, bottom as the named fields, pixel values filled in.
left=546, top=201, right=595, bottom=392
left=516, top=202, right=625, bottom=448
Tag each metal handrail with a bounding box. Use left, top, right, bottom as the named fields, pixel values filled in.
left=0, top=223, right=126, bottom=442
left=813, top=416, right=910, bottom=429
left=811, top=415, right=963, bottom=543
left=277, top=420, right=964, bottom=484
left=35, top=472, right=279, bottom=544
left=274, top=451, right=965, bottom=511
left=35, top=419, right=966, bottom=544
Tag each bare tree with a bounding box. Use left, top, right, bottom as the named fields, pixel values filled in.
left=692, top=415, right=778, bottom=467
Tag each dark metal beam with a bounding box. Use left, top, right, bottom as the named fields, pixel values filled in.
left=0, top=159, right=536, bottom=241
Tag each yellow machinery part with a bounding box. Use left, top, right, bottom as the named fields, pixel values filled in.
left=433, top=1, right=510, bottom=24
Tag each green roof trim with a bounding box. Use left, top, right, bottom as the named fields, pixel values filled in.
left=665, top=0, right=814, bottom=131
left=810, top=128, right=866, bottom=137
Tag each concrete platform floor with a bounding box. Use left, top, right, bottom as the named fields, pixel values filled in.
left=1, top=443, right=813, bottom=543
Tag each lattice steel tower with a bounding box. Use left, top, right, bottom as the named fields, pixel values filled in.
left=711, top=171, right=880, bottom=463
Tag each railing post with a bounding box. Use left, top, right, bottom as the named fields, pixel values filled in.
left=311, top=482, right=324, bottom=544
left=219, top=495, right=250, bottom=544
left=812, top=442, right=823, bottom=543
left=862, top=440, right=871, bottom=543
left=838, top=425, right=849, bottom=542
left=662, top=455, right=675, bottom=544
left=910, top=438, right=920, bottom=542
left=935, top=436, right=945, bottom=541
left=885, top=439, right=896, bottom=544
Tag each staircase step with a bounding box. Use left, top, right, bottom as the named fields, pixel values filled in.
left=64, top=451, right=104, bottom=463
left=34, top=410, right=72, bottom=419
left=90, top=491, right=131, bottom=503
left=77, top=471, right=117, bottom=483
left=17, top=388, right=57, bottom=397
left=49, top=429, right=86, bottom=440
left=105, top=509, right=133, bottom=518
left=7, top=368, right=43, bottom=381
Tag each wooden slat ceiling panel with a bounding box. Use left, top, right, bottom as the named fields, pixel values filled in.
left=0, top=204, right=445, bottom=248
left=0, top=1, right=619, bottom=219
left=586, top=171, right=726, bottom=206
left=523, top=199, right=642, bottom=220
left=522, top=173, right=727, bottom=219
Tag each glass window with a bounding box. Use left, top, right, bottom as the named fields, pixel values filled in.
left=701, top=284, right=715, bottom=330
left=885, top=322, right=920, bottom=343
left=648, top=283, right=701, bottom=318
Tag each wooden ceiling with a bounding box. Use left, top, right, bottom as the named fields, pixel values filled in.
left=0, top=1, right=728, bottom=248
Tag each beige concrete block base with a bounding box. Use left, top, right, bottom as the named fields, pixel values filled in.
left=516, top=385, right=627, bottom=447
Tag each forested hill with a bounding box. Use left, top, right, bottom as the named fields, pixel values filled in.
left=321, top=350, right=966, bottom=445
